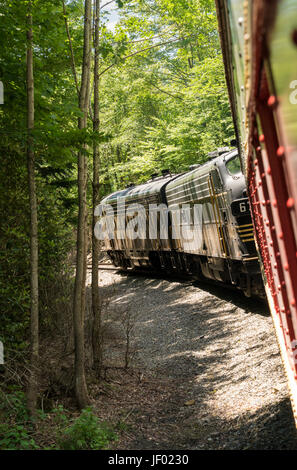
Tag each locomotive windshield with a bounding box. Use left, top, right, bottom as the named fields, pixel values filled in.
left=225, top=156, right=241, bottom=175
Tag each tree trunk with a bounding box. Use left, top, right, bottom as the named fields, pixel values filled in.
left=73, top=0, right=92, bottom=410
left=26, top=2, right=39, bottom=416
left=92, top=0, right=102, bottom=376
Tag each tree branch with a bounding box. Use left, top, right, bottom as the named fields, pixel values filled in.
left=100, top=0, right=115, bottom=10
left=111, top=27, right=174, bottom=46
left=99, top=36, right=181, bottom=77
left=150, top=83, right=183, bottom=100
left=62, top=0, right=79, bottom=97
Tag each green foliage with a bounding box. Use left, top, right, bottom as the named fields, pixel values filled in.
left=58, top=408, right=117, bottom=450
left=0, top=1, right=235, bottom=447
left=0, top=393, right=116, bottom=450
left=0, top=0, right=234, bottom=353
left=0, top=391, right=40, bottom=450
left=99, top=0, right=234, bottom=191
left=0, top=423, right=40, bottom=450
left=0, top=390, right=29, bottom=422
left=52, top=404, right=70, bottom=427
left=0, top=0, right=78, bottom=351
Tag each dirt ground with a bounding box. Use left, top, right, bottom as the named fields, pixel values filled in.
left=90, top=266, right=297, bottom=450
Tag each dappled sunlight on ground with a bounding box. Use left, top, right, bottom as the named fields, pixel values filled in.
left=96, top=267, right=297, bottom=449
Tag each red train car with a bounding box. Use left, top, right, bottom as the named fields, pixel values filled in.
left=215, top=0, right=297, bottom=424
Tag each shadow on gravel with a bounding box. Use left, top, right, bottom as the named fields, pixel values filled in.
left=192, top=281, right=269, bottom=317
left=98, top=269, right=297, bottom=450
left=176, top=397, right=297, bottom=450
left=230, top=398, right=297, bottom=450
left=121, top=268, right=269, bottom=317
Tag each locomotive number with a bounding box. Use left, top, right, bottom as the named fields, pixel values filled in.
left=231, top=198, right=249, bottom=217
left=239, top=201, right=247, bottom=213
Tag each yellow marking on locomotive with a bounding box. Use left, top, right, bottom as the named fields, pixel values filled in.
left=238, top=227, right=254, bottom=233
left=236, top=223, right=253, bottom=228
left=236, top=221, right=254, bottom=242
left=239, top=233, right=254, bottom=238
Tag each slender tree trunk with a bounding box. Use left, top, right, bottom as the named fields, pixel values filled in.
left=73, top=0, right=92, bottom=409
left=62, top=0, right=79, bottom=95
left=26, top=2, right=39, bottom=416
left=92, top=0, right=102, bottom=375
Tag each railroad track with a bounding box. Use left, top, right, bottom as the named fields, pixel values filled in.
left=96, top=263, right=267, bottom=304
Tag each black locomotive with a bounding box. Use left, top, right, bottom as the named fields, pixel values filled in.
left=99, top=148, right=263, bottom=297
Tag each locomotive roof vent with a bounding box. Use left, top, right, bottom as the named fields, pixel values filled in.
left=151, top=173, right=159, bottom=180
left=208, top=147, right=230, bottom=159
left=126, top=183, right=135, bottom=188
left=189, top=164, right=200, bottom=171
left=217, top=147, right=230, bottom=154
left=161, top=169, right=170, bottom=177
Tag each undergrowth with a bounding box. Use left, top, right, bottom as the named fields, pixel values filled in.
left=57, top=407, right=117, bottom=450
left=0, top=390, right=117, bottom=450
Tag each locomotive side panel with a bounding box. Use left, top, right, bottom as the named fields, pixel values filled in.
left=100, top=176, right=174, bottom=268
left=164, top=150, right=261, bottom=290
left=165, top=166, right=224, bottom=258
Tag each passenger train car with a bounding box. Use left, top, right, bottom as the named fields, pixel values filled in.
left=215, top=0, right=297, bottom=424
left=99, top=148, right=263, bottom=298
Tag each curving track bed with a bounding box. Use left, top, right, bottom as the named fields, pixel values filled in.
left=98, top=268, right=297, bottom=449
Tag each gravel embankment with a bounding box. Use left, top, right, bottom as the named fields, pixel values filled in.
left=98, top=267, right=297, bottom=450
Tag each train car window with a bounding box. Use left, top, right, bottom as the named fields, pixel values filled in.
left=225, top=156, right=241, bottom=176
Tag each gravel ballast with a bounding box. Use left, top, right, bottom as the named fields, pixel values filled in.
left=98, top=267, right=297, bottom=450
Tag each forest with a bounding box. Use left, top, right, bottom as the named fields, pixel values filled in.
left=0, top=0, right=235, bottom=450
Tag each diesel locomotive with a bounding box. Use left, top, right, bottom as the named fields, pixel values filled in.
left=99, top=148, right=263, bottom=298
